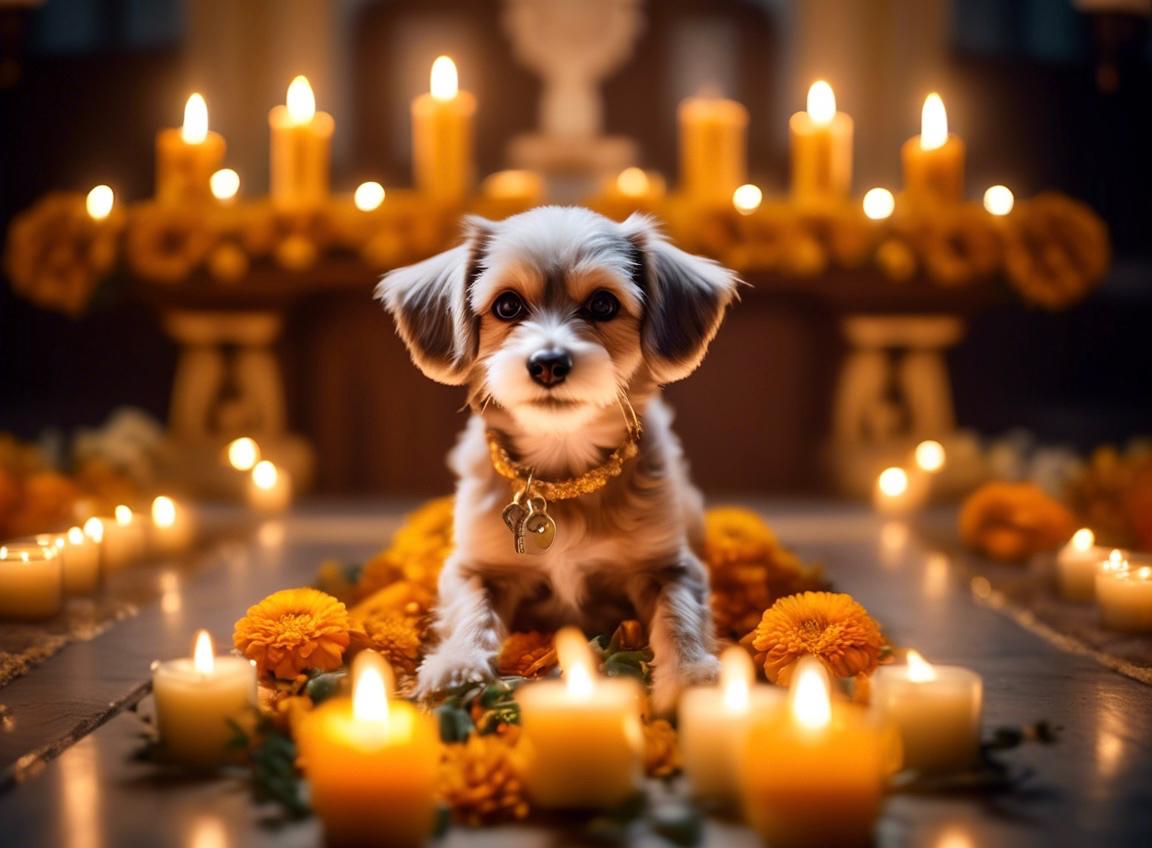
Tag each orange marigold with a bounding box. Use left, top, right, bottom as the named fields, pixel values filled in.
left=234, top=588, right=351, bottom=680
left=959, top=481, right=1077, bottom=562
left=356, top=611, right=424, bottom=679
left=357, top=496, right=454, bottom=598
left=642, top=718, right=681, bottom=779
left=496, top=632, right=557, bottom=678
left=438, top=732, right=529, bottom=826
left=751, top=591, right=885, bottom=684
left=352, top=580, right=436, bottom=635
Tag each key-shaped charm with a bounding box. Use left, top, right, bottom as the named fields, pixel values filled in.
left=520, top=496, right=556, bottom=554
left=502, top=492, right=528, bottom=554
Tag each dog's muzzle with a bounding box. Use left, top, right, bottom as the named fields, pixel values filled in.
left=527, top=348, right=572, bottom=387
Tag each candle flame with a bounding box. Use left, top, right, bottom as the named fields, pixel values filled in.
left=732, top=183, right=763, bottom=215
left=21, top=551, right=30, bottom=563
left=616, top=167, right=650, bottom=197
left=1072, top=528, right=1095, bottom=552
left=877, top=467, right=909, bottom=498
left=1137, top=566, right=1152, bottom=581
left=252, top=461, right=279, bottom=491
left=182, top=93, right=209, bottom=144
left=68, top=526, right=85, bottom=545
left=862, top=187, right=895, bottom=220
left=227, top=437, right=260, bottom=471
left=354, top=181, right=386, bottom=212
left=83, top=517, right=104, bottom=543
left=85, top=185, right=114, bottom=221
left=556, top=626, right=596, bottom=698
left=152, top=496, right=177, bottom=528
left=1104, top=549, right=1129, bottom=574
left=983, top=185, right=1014, bottom=216
left=720, top=646, right=753, bottom=713
left=806, top=80, right=836, bottom=125
left=115, top=504, right=133, bottom=527
left=352, top=650, right=392, bottom=725
left=193, top=629, right=215, bottom=674
left=789, top=657, right=832, bottom=730
left=430, top=55, right=459, bottom=101
left=906, top=649, right=938, bottom=682
left=210, top=168, right=240, bottom=202
left=920, top=93, right=948, bottom=151
left=914, top=440, right=946, bottom=473
left=286, top=75, right=316, bottom=124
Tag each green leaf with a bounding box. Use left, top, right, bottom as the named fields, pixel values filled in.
left=304, top=671, right=347, bottom=704
left=436, top=704, right=476, bottom=743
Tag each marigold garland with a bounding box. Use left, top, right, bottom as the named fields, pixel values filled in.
left=234, top=588, right=352, bottom=680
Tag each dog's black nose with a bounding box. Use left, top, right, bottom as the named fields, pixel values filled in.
left=528, top=349, right=572, bottom=387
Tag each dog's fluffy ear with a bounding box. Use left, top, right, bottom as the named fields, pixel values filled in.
left=376, top=217, right=494, bottom=385
left=620, top=213, right=739, bottom=384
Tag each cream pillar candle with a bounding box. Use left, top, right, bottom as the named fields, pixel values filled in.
left=789, top=81, right=853, bottom=207
left=679, top=647, right=783, bottom=803
left=0, top=542, right=64, bottom=620
left=33, top=528, right=100, bottom=595
left=1096, top=555, right=1152, bottom=633
left=678, top=95, right=748, bottom=207
left=101, top=504, right=145, bottom=568
left=152, top=630, right=257, bottom=768
left=902, top=93, right=965, bottom=208
left=411, top=56, right=476, bottom=204
left=518, top=627, right=643, bottom=809
left=871, top=650, right=982, bottom=774
left=298, top=651, right=439, bottom=847
left=155, top=93, right=226, bottom=205
left=151, top=495, right=196, bottom=556
left=269, top=75, right=334, bottom=210
left=247, top=461, right=293, bottom=513
left=1056, top=528, right=1110, bottom=602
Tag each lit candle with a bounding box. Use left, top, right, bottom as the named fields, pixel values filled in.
left=678, top=94, right=748, bottom=207
left=1096, top=554, right=1152, bottom=633
left=155, top=93, right=226, bottom=205
left=353, top=181, right=386, bottom=213
left=983, top=184, right=1015, bottom=217
left=1056, top=529, right=1110, bottom=602
left=226, top=436, right=260, bottom=471
left=85, top=185, right=115, bottom=221
left=862, top=187, right=896, bottom=221
left=411, top=56, right=476, bottom=204
left=152, top=629, right=257, bottom=768
left=101, top=504, right=145, bottom=569
left=247, top=460, right=292, bottom=513
left=871, top=650, right=982, bottom=774
left=151, top=496, right=196, bottom=556
left=741, top=657, right=887, bottom=845
left=269, top=75, right=334, bottom=210
left=517, top=627, right=643, bottom=809
left=679, top=647, right=783, bottom=804
left=297, top=651, right=439, bottom=847
left=902, top=93, right=966, bottom=208
left=0, top=542, right=64, bottom=620
left=209, top=168, right=240, bottom=205
left=914, top=439, right=946, bottom=474
left=32, top=528, right=100, bottom=596
left=789, top=80, right=853, bottom=207
left=732, top=183, right=764, bottom=216
left=873, top=466, right=929, bottom=515
left=480, top=169, right=545, bottom=204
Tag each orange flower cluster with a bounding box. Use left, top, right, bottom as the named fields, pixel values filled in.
left=234, top=588, right=352, bottom=680
left=437, top=732, right=529, bottom=827
left=959, top=481, right=1077, bottom=562
left=642, top=718, right=681, bottom=779
left=357, top=496, right=454, bottom=599
left=1065, top=444, right=1152, bottom=551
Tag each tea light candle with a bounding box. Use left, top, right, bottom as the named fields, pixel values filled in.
left=102, top=504, right=145, bottom=569
left=298, top=651, right=439, bottom=847
left=518, top=627, right=643, bottom=809
left=269, top=75, right=334, bottom=210
left=1056, top=529, right=1111, bottom=602
left=741, top=657, right=887, bottom=845
left=247, top=461, right=292, bottom=513
left=902, top=93, right=965, bottom=208
left=155, top=93, right=226, bottom=204
left=152, top=630, right=257, bottom=768
left=873, top=466, right=929, bottom=515
left=0, top=542, right=64, bottom=620
left=150, top=495, right=196, bottom=556
left=871, top=650, right=982, bottom=774
left=678, top=95, right=748, bottom=207
left=679, top=647, right=783, bottom=803
left=411, top=56, right=476, bottom=204
left=789, top=80, right=853, bottom=207
left=1096, top=554, right=1152, bottom=633
left=32, top=528, right=100, bottom=596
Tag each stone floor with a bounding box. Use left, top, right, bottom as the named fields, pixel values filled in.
left=1, top=499, right=1150, bottom=847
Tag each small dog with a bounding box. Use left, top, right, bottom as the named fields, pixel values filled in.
left=378, top=206, right=738, bottom=710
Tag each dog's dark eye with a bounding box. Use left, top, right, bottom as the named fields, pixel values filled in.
left=584, top=290, right=620, bottom=322
left=492, top=291, right=526, bottom=322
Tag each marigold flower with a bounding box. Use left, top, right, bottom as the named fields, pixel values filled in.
left=959, top=481, right=1077, bottom=562
left=352, top=579, right=436, bottom=634
left=751, top=591, right=885, bottom=684
left=438, top=732, right=529, bottom=826
left=642, top=719, right=680, bottom=779
left=496, top=632, right=557, bottom=678
left=355, top=611, right=424, bottom=678
left=234, top=588, right=351, bottom=680
left=357, top=496, right=454, bottom=598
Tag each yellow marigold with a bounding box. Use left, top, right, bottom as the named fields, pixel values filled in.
left=358, top=496, right=455, bottom=598
left=751, top=591, right=885, bottom=684
left=438, top=733, right=529, bottom=826
left=352, top=580, right=436, bottom=634
left=959, top=481, right=1077, bottom=562
left=642, top=718, right=681, bottom=779
left=496, top=632, right=557, bottom=678
left=356, top=611, right=424, bottom=678
left=704, top=507, right=780, bottom=566
left=234, top=588, right=351, bottom=680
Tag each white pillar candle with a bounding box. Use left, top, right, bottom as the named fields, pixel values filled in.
left=1056, top=528, right=1110, bottom=601
left=32, top=528, right=100, bottom=596
left=871, top=650, right=982, bottom=774
left=679, top=647, right=783, bottom=803
left=150, top=496, right=196, bottom=556
left=517, top=628, right=643, bottom=809
left=100, top=505, right=145, bottom=568
left=1096, top=555, right=1152, bottom=633
left=0, top=541, right=64, bottom=620
left=247, top=461, right=293, bottom=513
left=152, top=630, right=257, bottom=768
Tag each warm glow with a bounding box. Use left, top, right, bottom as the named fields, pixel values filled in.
left=152, top=496, right=177, bottom=528
left=114, top=504, right=133, bottom=527
left=556, top=626, right=595, bottom=698
left=915, top=440, right=946, bottom=473
left=616, top=167, right=650, bottom=197
left=286, top=75, right=316, bottom=124
left=85, top=185, right=114, bottom=221
left=227, top=437, right=260, bottom=471
left=352, top=650, right=392, bottom=724
left=1072, top=528, right=1095, bottom=552
left=720, top=646, right=753, bottom=713
left=905, top=649, right=938, bottom=683
left=430, top=55, right=459, bottom=101
left=210, top=168, right=240, bottom=201
left=252, top=460, right=279, bottom=491
left=983, top=185, right=1015, bottom=216
left=83, top=517, right=104, bottom=543
left=920, top=93, right=948, bottom=150
left=1105, top=549, right=1128, bottom=573
left=1137, top=566, right=1152, bottom=581
left=806, top=80, right=836, bottom=125
left=182, top=93, right=209, bottom=144
left=193, top=629, right=215, bottom=675
left=354, top=181, right=386, bottom=212
left=732, top=183, right=763, bottom=215
left=67, top=526, right=85, bottom=546
left=862, top=187, right=895, bottom=220
left=878, top=467, right=909, bottom=498
left=789, top=657, right=832, bottom=731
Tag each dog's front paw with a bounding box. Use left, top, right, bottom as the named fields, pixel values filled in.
left=416, top=645, right=496, bottom=700
left=651, top=654, right=722, bottom=714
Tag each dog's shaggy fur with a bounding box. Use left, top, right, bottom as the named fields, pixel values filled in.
left=378, top=206, right=739, bottom=710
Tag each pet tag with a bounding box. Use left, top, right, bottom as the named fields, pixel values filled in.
left=501, top=493, right=527, bottom=534
left=519, top=496, right=556, bottom=554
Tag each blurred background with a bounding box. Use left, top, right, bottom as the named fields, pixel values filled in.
left=1, top=0, right=1150, bottom=497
